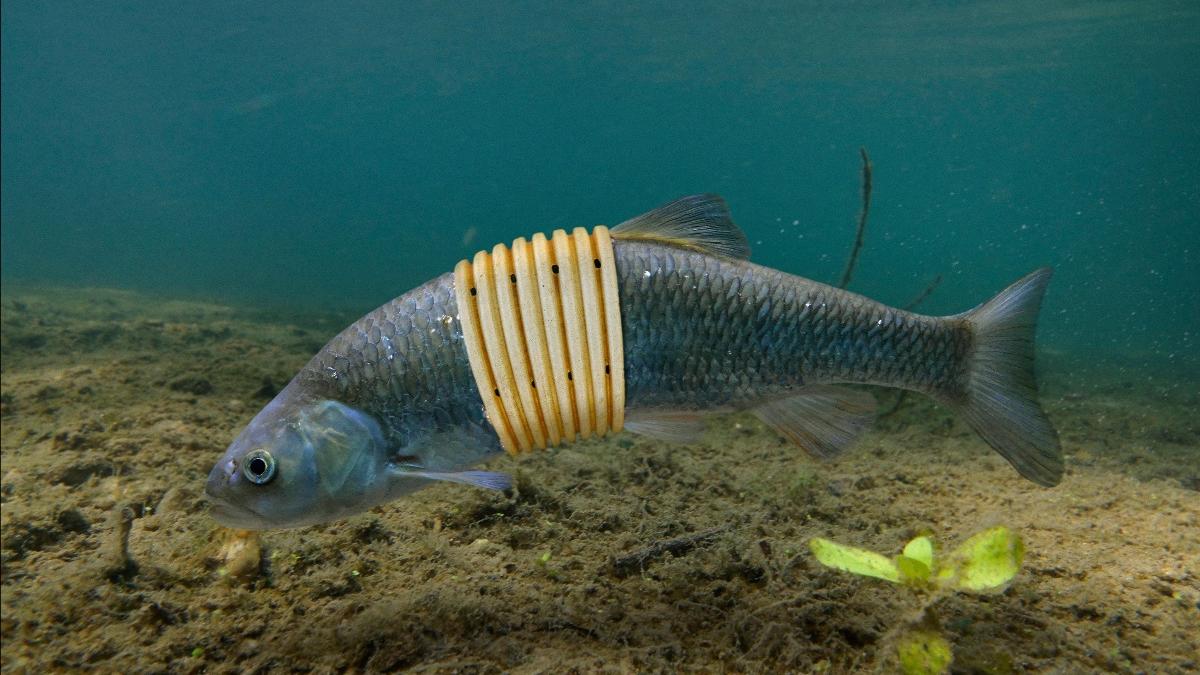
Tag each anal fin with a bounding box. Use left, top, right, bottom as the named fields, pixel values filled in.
left=752, top=386, right=877, bottom=460
left=625, top=409, right=712, bottom=444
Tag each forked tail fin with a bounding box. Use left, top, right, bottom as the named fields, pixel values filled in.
left=952, top=268, right=1063, bottom=486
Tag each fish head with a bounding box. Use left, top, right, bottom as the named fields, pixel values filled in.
left=205, top=385, right=388, bottom=529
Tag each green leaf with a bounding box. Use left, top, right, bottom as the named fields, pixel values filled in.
left=897, top=630, right=953, bottom=675
left=903, top=535, right=935, bottom=569
left=938, top=526, right=1024, bottom=592
left=809, top=538, right=900, bottom=583
left=896, top=535, right=935, bottom=585
left=895, top=554, right=931, bottom=584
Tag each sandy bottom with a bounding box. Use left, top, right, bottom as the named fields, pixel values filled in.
left=2, top=287, right=1197, bottom=673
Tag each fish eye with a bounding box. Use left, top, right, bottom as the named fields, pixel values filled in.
left=242, top=449, right=276, bottom=485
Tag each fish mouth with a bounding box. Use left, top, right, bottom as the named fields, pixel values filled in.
left=205, top=490, right=268, bottom=529
left=207, top=501, right=267, bottom=529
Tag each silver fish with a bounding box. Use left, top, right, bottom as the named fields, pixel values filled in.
left=206, top=195, right=1061, bottom=529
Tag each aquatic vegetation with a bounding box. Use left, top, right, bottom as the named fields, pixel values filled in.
left=896, top=630, right=953, bottom=675
left=809, top=526, right=1024, bottom=674
left=534, top=549, right=563, bottom=580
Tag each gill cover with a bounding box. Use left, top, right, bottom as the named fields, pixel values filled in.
left=303, top=399, right=383, bottom=496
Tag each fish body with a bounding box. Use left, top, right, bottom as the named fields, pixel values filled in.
left=206, top=196, right=1061, bottom=529
left=619, top=239, right=966, bottom=409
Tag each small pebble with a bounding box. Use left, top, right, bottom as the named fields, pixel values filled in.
left=219, top=529, right=262, bottom=579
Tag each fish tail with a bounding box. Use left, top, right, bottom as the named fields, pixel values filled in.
left=949, top=268, right=1063, bottom=486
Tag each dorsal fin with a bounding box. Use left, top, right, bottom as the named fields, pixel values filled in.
left=612, top=194, right=750, bottom=260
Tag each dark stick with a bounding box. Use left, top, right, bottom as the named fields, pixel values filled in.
left=838, top=147, right=873, bottom=289
left=610, top=526, right=731, bottom=577
left=902, top=274, right=943, bottom=311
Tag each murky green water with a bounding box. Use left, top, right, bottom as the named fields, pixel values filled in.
left=3, top=2, right=1196, bottom=363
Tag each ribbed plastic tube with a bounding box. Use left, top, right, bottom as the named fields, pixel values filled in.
left=454, top=226, right=625, bottom=454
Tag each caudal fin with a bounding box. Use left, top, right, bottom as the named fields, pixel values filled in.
left=952, top=268, right=1063, bottom=487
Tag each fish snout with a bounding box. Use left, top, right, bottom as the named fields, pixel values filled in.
left=205, top=456, right=239, bottom=502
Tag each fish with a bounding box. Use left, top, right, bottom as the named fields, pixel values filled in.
left=205, top=194, right=1062, bottom=529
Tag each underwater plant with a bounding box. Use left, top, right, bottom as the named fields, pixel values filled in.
left=809, top=526, right=1024, bottom=675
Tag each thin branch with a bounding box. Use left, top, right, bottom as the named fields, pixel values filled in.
left=838, top=147, right=873, bottom=289
left=902, top=274, right=943, bottom=311
left=610, top=526, right=731, bottom=577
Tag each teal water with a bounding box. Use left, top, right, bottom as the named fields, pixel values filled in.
left=2, top=2, right=1197, bottom=365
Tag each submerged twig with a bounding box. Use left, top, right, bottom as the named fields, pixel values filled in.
left=830, top=147, right=943, bottom=421
left=837, top=147, right=873, bottom=289
left=611, top=525, right=731, bottom=577
left=902, top=275, right=943, bottom=312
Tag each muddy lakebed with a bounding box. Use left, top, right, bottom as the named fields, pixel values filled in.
left=1, top=287, right=1197, bottom=673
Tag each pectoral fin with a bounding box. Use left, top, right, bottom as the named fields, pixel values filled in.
left=752, top=386, right=877, bottom=459
left=410, top=470, right=513, bottom=491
